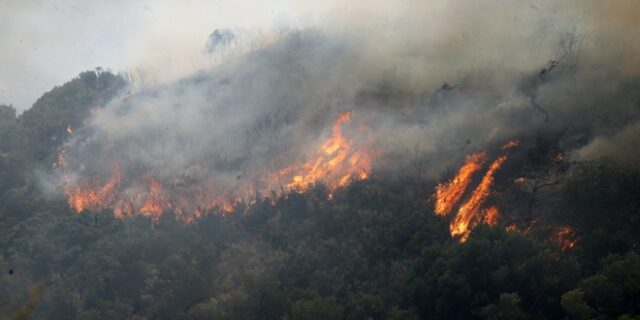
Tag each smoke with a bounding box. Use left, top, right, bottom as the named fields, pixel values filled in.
left=51, top=0, right=640, bottom=217
left=573, top=122, right=640, bottom=164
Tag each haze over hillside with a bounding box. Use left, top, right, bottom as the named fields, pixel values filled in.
left=1, top=1, right=640, bottom=319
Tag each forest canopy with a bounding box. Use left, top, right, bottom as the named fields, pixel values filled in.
left=0, top=67, right=639, bottom=319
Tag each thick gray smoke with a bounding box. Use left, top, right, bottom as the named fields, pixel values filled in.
left=54, top=1, right=640, bottom=216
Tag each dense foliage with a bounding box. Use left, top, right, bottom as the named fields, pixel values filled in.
left=1, top=71, right=639, bottom=319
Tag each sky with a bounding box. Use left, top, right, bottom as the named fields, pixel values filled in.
left=3, top=0, right=639, bottom=114
left=0, top=0, right=355, bottom=112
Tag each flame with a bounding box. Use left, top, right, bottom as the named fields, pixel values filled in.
left=64, top=162, right=123, bottom=213
left=502, top=139, right=519, bottom=149
left=554, top=226, right=578, bottom=250
left=58, top=111, right=375, bottom=222
left=450, top=155, right=507, bottom=242
left=71, top=173, right=242, bottom=223
left=432, top=138, right=519, bottom=242
left=139, top=179, right=168, bottom=221
left=483, top=206, right=499, bottom=226
left=66, top=125, right=73, bottom=135
left=273, top=111, right=373, bottom=192
left=434, top=152, right=486, bottom=216
left=505, top=224, right=518, bottom=232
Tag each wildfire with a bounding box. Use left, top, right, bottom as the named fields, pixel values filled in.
left=483, top=206, right=499, bottom=226
left=58, top=111, right=375, bottom=223
left=502, top=139, right=519, bottom=149
left=434, top=152, right=486, bottom=216
left=505, top=224, right=518, bottom=232
left=139, top=179, right=168, bottom=220
left=64, top=162, right=123, bottom=213
left=273, top=111, right=373, bottom=192
left=450, top=155, right=507, bottom=241
left=554, top=226, right=579, bottom=250
left=432, top=139, right=517, bottom=242
left=66, top=125, right=73, bottom=135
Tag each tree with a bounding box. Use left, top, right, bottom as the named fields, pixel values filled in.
left=505, top=132, right=569, bottom=223
left=481, top=293, right=530, bottom=320
left=19, top=70, right=127, bottom=162
left=0, top=104, right=27, bottom=193
left=562, top=252, right=640, bottom=319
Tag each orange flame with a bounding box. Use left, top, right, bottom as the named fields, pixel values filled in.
left=66, top=125, right=73, bottom=135
left=554, top=226, right=578, bottom=250
left=64, top=162, right=123, bottom=213
left=502, top=139, right=519, bottom=149
left=434, top=152, right=486, bottom=216
left=139, top=179, right=168, bottom=221
left=505, top=224, right=518, bottom=232
left=274, top=111, right=373, bottom=192
left=432, top=139, right=518, bottom=242
left=59, top=111, right=375, bottom=223
left=450, top=155, right=507, bottom=242
left=483, top=206, right=499, bottom=226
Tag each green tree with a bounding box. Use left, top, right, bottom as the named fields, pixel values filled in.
left=562, top=252, right=640, bottom=319
left=480, top=293, right=530, bottom=320
left=20, top=69, right=127, bottom=162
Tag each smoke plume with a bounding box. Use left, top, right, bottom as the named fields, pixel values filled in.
left=52, top=0, right=640, bottom=220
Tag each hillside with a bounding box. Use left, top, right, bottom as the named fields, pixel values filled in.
left=1, top=61, right=639, bottom=319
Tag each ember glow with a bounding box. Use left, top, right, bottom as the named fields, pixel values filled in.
left=505, top=224, right=518, bottom=232
left=57, top=112, right=374, bottom=222
left=501, top=139, right=519, bottom=149
left=482, top=206, right=499, bottom=226
left=554, top=226, right=579, bottom=250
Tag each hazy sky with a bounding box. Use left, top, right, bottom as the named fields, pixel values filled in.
left=4, top=1, right=637, bottom=114
left=0, top=0, right=354, bottom=112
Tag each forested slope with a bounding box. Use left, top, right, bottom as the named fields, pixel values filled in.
left=0, top=70, right=639, bottom=320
